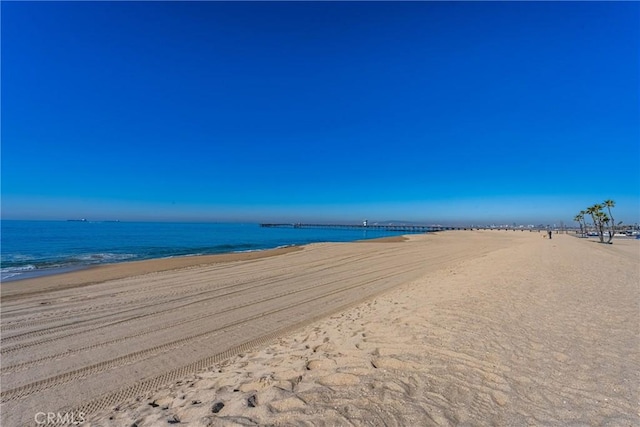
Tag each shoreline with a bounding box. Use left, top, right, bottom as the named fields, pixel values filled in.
left=0, top=234, right=410, bottom=301
left=0, top=245, right=304, bottom=284
left=0, top=245, right=304, bottom=301
left=1, top=223, right=418, bottom=284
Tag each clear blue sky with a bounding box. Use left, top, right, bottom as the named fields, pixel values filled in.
left=2, top=2, right=639, bottom=225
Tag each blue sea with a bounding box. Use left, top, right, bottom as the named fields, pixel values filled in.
left=1, top=221, right=415, bottom=282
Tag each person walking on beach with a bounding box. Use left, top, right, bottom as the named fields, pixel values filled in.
left=548, top=230, right=552, bottom=239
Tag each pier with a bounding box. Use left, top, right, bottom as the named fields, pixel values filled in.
left=260, top=223, right=461, bottom=232
left=259, top=224, right=559, bottom=233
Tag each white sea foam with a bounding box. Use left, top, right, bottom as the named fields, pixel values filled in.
left=0, top=265, right=37, bottom=281
left=73, top=253, right=137, bottom=263
left=1, top=265, right=37, bottom=273
left=232, top=244, right=293, bottom=254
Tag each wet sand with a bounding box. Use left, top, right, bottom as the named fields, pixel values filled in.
left=1, top=231, right=638, bottom=426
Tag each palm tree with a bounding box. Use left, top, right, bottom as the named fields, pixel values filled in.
left=586, top=204, right=605, bottom=243
left=597, top=211, right=609, bottom=238
left=574, top=213, right=585, bottom=237
left=579, top=210, right=588, bottom=237
left=603, top=199, right=616, bottom=243
left=585, top=205, right=597, bottom=237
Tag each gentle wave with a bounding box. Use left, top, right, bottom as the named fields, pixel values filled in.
left=0, top=265, right=37, bottom=281
left=1, top=254, right=35, bottom=262
left=71, top=253, right=138, bottom=263
left=232, top=244, right=297, bottom=254
left=1, top=264, right=37, bottom=272
left=1, top=254, right=139, bottom=281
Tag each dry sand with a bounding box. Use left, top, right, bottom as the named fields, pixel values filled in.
left=1, top=231, right=638, bottom=426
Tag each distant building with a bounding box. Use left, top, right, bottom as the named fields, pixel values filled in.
left=363, top=219, right=368, bottom=227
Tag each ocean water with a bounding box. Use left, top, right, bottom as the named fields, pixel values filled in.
left=1, top=221, right=416, bottom=281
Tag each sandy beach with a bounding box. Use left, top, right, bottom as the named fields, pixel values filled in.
left=1, top=231, right=638, bottom=426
